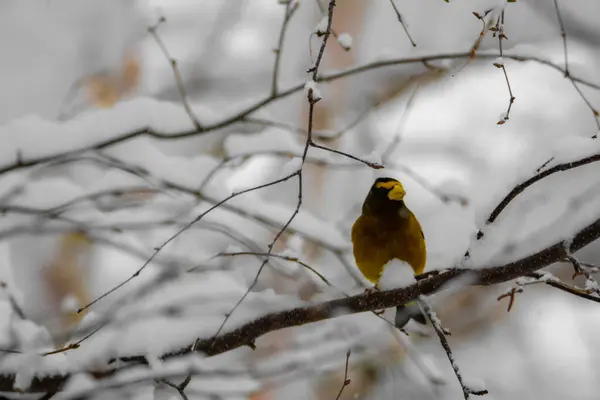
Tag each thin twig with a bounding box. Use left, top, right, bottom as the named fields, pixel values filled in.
left=484, top=152, right=600, bottom=226
left=217, top=251, right=332, bottom=285
left=272, top=0, right=299, bottom=97
left=148, top=17, right=203, bottom=130
left=309, top=141, right=383, bottom=169
left=419, top=296, right=488, bottom=399
left=381, top=82, right=421, bottom=163
left=77, top=171, right=300, bottom=314
left=162, top=377, right=190, bottom=400
left=564, top=240, right=600, bottom=296
left=470, top=10, right=493, bottom=59
left=552, top=0, right=600, bottom=135
left=334, top=350, right=352, bottom=400
left=208, top=0, right=337, bottom=350
left=492, top=12, right=515, bottom=125
left=307, top=0, right=336, bottom=80
left=553, top=0, right=569, bottom=78
left=388, top=0, right=416, bottom=47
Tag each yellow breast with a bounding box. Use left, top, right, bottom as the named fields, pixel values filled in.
left=351, top=211, right=426, bottom=284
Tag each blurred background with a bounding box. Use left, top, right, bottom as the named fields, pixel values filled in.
left=1, top=0, right=600, bottom=399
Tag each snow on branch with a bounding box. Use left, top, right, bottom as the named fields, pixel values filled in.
left=2, top=213, right=600, bottom=393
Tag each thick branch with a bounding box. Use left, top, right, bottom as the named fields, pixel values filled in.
left=4, top=215, right=600, bottom=393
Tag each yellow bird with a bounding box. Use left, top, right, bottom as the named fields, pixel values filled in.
left=351, top=177, right=427, bottom=328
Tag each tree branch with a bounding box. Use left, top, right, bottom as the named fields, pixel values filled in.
left=1, top=51, right=598, bottom=179
left=5, top=213, right=600, bottom=393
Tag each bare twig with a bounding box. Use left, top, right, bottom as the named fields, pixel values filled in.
left=553, top=0, right=568, bottom=77
left=552, top=0, right=600, bottom=135
left=484, top=152, right=600, bottom=227
left=381, top=83, right=421, bottom=162
left=208, top=0, right=337, bottom=349
left=492, top=12, right=515, bottom=125
left=419, top=296, right=488, bottom=399
left=528, top=271, right=600, bottom=303
left=272, top=0, right=299, bottom=96
left=162, top=377, right=191, bottom=400
left=309, top=141, right=383, bottom=169
left=307, top=0, right=336, bottom=80
left=564, top=240, right=600, bottom=296
left=470, top=10, right=493, bottom=59
left=217, top=251, right=332, bottom=285
left=148, top=17, right=203, bottom=130
left=334, top=350, right=352, bottom=400
left=388, top=0, right=416, bottom=47
left=77, top=171, right=300, bottom=314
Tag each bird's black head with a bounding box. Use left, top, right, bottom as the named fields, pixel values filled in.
left=362, top=177, right=406, bottom=217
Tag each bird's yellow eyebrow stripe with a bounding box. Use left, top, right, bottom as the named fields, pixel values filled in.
left=375, top=180, right=399, bottom=189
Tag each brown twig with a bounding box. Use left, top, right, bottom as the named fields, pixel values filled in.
left=271, top=0, right=299, bottom=97
left=552, top=0, right=600, bottom=135
left=148, top=17, right=202, bottom=130
left=309, top=141, right=383, bottom=169
left=483, top=152, right=600, bottom=228
left=334, top=350, right=352, bottom=400
left=77, top=171, right=301, bottom=314
left=419, top=297, right=488, bottom=399
left=492, top=12, right=515, bottom=125
left=381, top=82, right=421, bottom=163
left=388, top=0, right=416, bottom=47
left=217, top=251, right=332, bottom=285
left=208, top=0, right=336, bottom=350
left=470, top=10, right=493, bottom=59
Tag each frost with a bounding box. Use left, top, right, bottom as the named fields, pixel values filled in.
left=304, top=80, right=322, bottom=102
left=337, top=33, right=352, bottom=51
left=377, top=259, right=416, bottom=290
left=493, top=56, right=504, bottom=68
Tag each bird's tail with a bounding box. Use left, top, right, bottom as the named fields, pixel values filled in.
left=394, top=301, right=426, bottom=329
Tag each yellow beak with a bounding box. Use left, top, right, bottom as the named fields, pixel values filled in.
left=388, top=183, right=406, bottom=201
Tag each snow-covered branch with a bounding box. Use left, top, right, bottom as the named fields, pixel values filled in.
left=2, top=212, right=600, bottom=393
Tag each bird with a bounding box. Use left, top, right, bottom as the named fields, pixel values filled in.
left=351, top=177, right=427, bottom=329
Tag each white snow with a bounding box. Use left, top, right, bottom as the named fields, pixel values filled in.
left=361, top=150, right=382, bottom=166
left=60, top=295, right=81, bottom=314
left=315, top=17, right=328, bottom=35
left=304, top=80, right=322, bottom=102
left=463, top=375, right=487, bottom=393
left=279, top=157, right=303, bottom=179
left=337, top=33, right=352, bottom=51
left=377, top=259, right=416, bottom=290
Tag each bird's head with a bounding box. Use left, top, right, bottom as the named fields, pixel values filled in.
left=361, top=177, right=407, bottom=217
